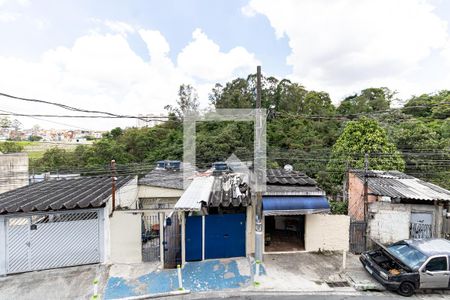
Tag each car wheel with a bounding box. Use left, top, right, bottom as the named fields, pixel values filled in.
left=397, top=281, right=415, bottom=297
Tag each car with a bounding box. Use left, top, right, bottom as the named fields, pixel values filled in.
left=360, top=238, right=450, bottom=297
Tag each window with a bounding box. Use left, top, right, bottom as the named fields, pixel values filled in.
left=388, top=243, right=428, bottom=270
left=425, top=257, right=448, bottom=272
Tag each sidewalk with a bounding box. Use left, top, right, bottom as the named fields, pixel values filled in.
left=245, top=252, right=355, bottom=293
left=103, top=258, right=251, bottom=299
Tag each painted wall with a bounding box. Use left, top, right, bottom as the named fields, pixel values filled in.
left=0, top=216, right=6, bottom=275
left=0, top=153, right=28, bottom=194
left=138, top=185, right=183, bottom=198
left=368, top=201, right=443, bottom=245
left=305, top=214, right=350, bottom=251
left=108, top=211, right=142, bottom=264
left=246, top=204, right=255, bottom=255
left=116, top=177, right=138, bottom=209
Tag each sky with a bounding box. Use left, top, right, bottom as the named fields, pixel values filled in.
left=0, top=0, right=449, bottom=130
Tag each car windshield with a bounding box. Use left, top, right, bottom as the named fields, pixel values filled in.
left=387, top=243, right=428, bottom=270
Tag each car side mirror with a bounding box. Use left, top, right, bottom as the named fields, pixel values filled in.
left=425, top=270, right=434, bottom=276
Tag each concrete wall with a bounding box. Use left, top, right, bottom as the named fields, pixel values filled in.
left=116, top=177, right=138, bottom=209
left=108, top=211, right=142, bottom=264
left=246, top=203, right=255, bottom=255
left=0, top=216, right=6, bottom=275
left=138, top=185, right=183, bottom=198
left=0, top=153, right=28, bottom=194
left=348, top=172, right=377, bottom=221
left=368, top=201, right=443, bottom=245
left=305, top=214, right=350, bottom=251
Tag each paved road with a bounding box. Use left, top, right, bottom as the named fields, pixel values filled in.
left=182, top=291, right=450, bottom=300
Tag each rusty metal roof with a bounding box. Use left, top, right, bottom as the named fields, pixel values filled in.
left=0, top=176, right=133, bottom=214
left=352, top=170, right=450, bottom=201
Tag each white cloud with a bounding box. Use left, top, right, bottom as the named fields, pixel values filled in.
left=246, top=0, right=450, bottom=101
left=241, top=4, right=256, bottom=17
left=177, top=28, right=259, bottom=81
left=0, top=11, right=20, bottom=22
left=0, top=26, right=258, bottom=129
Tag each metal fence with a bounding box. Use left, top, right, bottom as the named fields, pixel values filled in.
left=410, top=222, right=432, bottom=239
left=349, top=221, right=366, bottom=254
left=142, top=213, right=160, bottom=262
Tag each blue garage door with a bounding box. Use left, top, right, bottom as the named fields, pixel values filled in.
left=185, top=216, right=202, bottom=261
left=205, top=214, right=246, bottom=259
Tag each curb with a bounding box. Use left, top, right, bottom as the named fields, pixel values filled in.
left=116, top=290, right=191, bottom=300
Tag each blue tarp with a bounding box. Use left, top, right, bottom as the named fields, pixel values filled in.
left=262, top=196, right=330, bottom=215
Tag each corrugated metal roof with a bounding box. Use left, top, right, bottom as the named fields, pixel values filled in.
left=352, top=170, right=450, bottom=201
left=0, top=176, right=134, bottom=214
left=174, top=176, right=215, bottom=211
left=209, top=174, right=251, bottom=208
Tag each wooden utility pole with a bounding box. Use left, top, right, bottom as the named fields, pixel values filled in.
left=110, top=159, right=117, bottom=217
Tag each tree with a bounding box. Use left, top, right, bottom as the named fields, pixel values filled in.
left=28, top=135, right=42, bottom=142
left=337, top=87, right=393, bottom=115
left=0, top=141, right=24, bottom=153
left=0, top=117, right=11, bottom=128
left=165, top=84, right=200, bottom=118
left=325, top=117, right=405, bottom=190
left=403, top=90, right=450, bottom=119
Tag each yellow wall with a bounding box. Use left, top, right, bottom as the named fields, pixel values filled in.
left=109, top=211, right=142, bottom=263
left=138, top=185, right=183, bottom=198
left=305, top=214, right=350, bottom=251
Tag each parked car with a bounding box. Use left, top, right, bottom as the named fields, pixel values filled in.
left=360, top=239, right=450, bottom=297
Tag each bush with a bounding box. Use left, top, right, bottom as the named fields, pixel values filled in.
left=329, top=200, right=348, bottom=215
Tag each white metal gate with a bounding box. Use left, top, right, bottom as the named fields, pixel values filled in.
left=6, top=210, right=101, bottom=274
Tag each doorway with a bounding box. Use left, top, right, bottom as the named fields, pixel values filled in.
left=264, top=215, right=305, bottom=252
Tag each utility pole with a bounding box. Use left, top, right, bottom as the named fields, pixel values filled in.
left=363, top=153, right=369, bottom=250
left=110, top=159, right=117, bottom=217
left=255, top=66, right=263, bottom=261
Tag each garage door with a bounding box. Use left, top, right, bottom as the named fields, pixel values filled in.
left=6, top=210, right=101, bottom=274
left=205, top=214, right=245, bottom=259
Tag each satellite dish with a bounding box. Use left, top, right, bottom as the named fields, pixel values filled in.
left=284, top=164, right=293, bottom=172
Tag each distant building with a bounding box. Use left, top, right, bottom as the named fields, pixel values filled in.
left=0, top=153, right=28, bottom=194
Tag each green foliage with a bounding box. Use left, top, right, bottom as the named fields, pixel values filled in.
left=28, top=135, right=42, bottom=142
left=325, top=117, right=405, bottom=188
left=329, top=201, right=348, bottom=215
left=403, top=90, right=450, bottom=119
left=29, top=79, right=448, bottom=196
left=337, top=88, right=393, bottom=115
left=0, top=141, right=24, bottom=153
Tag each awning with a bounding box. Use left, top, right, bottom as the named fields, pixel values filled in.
left=262, top=196, right=330, bottom=216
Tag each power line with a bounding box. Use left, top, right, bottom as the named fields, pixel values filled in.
left=0, top=92, right=169, bottom=122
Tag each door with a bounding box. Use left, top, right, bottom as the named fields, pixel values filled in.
left=419, top=256, right=450, bottom=289
left=185, top=216, right=202, bottom=261
left=410, top=212, right=433, bottom=239
left=205, top=214, right=245, bottom=259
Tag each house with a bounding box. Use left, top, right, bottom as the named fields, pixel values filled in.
left=262, top=168, right=349, bottom=253
left=174, top=170, right=251, bottom=264
left=173, top=166, right=350, bottom=266
left=0, top=176, right=139, bottom=275
left=138, top=160, right=184, bottom=210
left=347, top=169, right=450, bottom=247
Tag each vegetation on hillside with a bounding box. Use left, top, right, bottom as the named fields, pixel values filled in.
left=29, top=74, right=450, bottom=196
